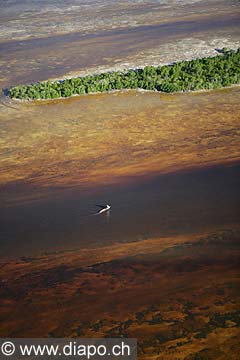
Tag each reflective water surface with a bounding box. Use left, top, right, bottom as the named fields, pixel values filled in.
left=0, top=86, right=240, bottom=258
left=0, top=162, right=239, bottom=259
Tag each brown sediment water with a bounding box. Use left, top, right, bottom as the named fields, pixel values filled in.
left=0, top=162, right=239, bottom=259
left=0, top=2, right=240, bottom=355
left=0, top=87, right=239, bottom=258
left=1, top=87, right=240, bottom=198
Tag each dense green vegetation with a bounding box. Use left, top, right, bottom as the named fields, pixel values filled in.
left=8, top=48, right=240, bottom=100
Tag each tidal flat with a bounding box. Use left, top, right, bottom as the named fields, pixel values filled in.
left=0, top=1, right=240, bottom=359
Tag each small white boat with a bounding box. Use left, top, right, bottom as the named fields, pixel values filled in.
left=96, top=204, right=111, bottom=214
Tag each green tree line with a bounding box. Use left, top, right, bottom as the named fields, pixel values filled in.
left=8, top=48, right=240, bottom=100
